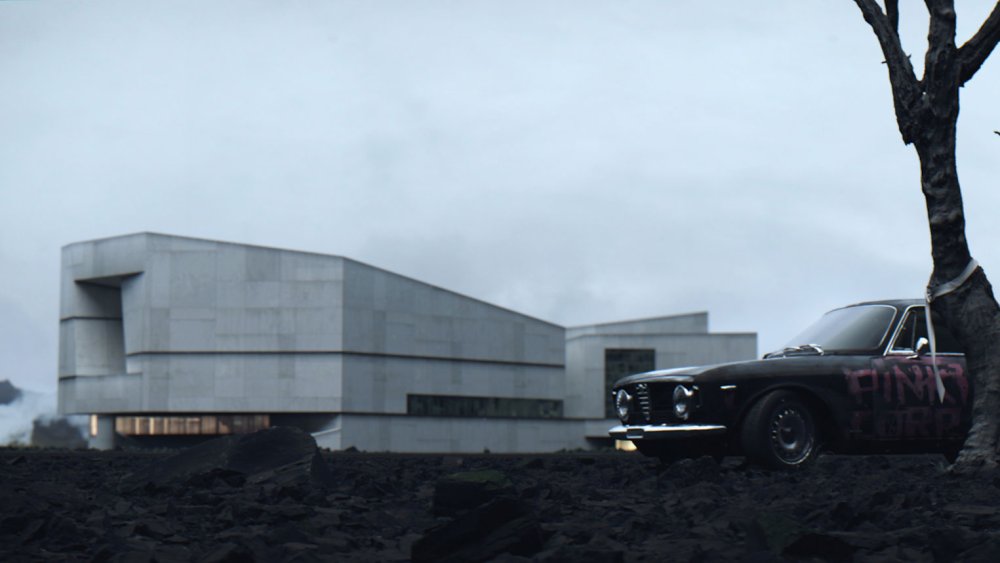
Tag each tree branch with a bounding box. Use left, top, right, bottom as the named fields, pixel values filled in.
left=854, top=0, right=916, bottom=78
left=958, top=2, right=1000, bottom=85
left=886, top=0, right=900, bottom=33
left=854, top=0, right=924, bottom=142
left=922, top=0, right=957, bottom=109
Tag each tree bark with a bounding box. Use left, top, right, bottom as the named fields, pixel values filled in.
left=853, top=0, right=1000, bottom=471
left=915, top=132, right=1000, bottom=471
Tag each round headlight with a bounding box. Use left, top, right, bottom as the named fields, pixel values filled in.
left=673, top=385, right=695, bottom=420
left=615, top=389, right=632, bottom=422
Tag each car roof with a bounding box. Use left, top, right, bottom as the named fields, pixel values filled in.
left=841, top=298, right=923, bottom=310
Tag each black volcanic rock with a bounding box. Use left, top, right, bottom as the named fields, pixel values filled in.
left=5, top=449, right=1000, bottom=561
left=127, top=426, right=334, bottom=490
left=433, top=468, right=515, bottom=516
left=0, top=379, right=21, bottom=405
left=413, top=497, right=543, bottom=562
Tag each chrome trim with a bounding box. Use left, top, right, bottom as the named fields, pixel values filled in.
left=614, top=389, right=632, bottom=422
left=634, top=383, right=651, bottom=421
left=802, top=343, right=824, bottom=355
left=883, top=304, right=964, bottom=357
left=884, top=304, right=921, bottom=356
left=608, top=424, right=727, bottom=441
left=720, top=385, right=737, bottom=391
left=616, top=373, right=696, bottom=386
left=672, top=384, right=695, bottom=421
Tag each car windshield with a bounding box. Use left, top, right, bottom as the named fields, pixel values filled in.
left=778, top=305, right=896, bottom=353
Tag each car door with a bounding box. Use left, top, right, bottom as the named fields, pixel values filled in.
left=872, top=306, right=970, bottom=441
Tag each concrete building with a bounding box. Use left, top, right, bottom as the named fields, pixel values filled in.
left=59, top=233, right=756, bottom=452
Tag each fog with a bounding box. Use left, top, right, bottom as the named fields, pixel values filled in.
left=0, top=387, right=54, bottom=445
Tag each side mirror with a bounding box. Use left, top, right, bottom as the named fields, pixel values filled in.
left=914, top=337, right=929, bottom=356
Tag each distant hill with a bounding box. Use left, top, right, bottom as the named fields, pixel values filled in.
left=0, top=379, right=22, bottom=405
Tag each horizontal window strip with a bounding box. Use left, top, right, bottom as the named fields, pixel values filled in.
left=114, top=414, right=270, bottom=436
left=124, top=350, right=563, bottom=369
left=407, top=394, right=563, bottom=419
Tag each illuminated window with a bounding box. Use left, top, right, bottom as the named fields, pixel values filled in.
left=114, top=414, right=270, bottom=436
left=407, top=394, right=563, bottom=419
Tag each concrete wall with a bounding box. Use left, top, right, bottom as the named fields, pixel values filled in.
left=565, top=312, right=709, bottom=339
left=59, top=234, right=354, bottom=415
left=313, top=414, right=589, bottom=453
left=341, top=260, right=562, bottom=365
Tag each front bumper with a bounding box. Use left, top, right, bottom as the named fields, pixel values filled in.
left=608, top=424, right=727, bottom=441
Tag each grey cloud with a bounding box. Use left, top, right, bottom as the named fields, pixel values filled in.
left=1, top=1, right=998, bottom=390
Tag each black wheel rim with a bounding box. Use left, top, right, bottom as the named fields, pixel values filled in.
left=769, top=404, right=814, bottom=464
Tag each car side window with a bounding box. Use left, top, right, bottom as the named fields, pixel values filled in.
left=890, top=309, right=963, bottom=354
left=891, top=312, right=917, bottom=352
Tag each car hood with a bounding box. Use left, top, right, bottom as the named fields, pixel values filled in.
left=613, top=355, right=866, bottom=387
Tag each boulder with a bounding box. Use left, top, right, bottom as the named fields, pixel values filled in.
left=412, top=497, right=543, bottom=562
left=433, top=469, right=515, bottom=516
left=125, top=426, right=334, bottom=490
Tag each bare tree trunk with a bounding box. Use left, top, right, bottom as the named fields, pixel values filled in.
left=853, top=0, right=1000, bottom=471
left=915, top=129, right=1000, bottom=471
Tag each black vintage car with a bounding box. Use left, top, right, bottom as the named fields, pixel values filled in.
left=608, top=300, right=971, bottom=468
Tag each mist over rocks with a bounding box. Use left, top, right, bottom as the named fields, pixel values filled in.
left=4, top=439, right=1000, bottom=561
left=0, top=379, right=86, bottom=447
left=30, top=417, right=87, bottom=449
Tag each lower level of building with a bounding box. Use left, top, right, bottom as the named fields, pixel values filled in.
left=88, top=412, right=619, bottom=453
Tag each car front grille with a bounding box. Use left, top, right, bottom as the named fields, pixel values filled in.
left=634, top=383, right=651, bottom=422
left=637, top=383, right=685, bottom=424
left=616, top=382, right=682, bottom=424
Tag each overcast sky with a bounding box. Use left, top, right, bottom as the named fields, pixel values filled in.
left=2, top=1, right=999, bottom=393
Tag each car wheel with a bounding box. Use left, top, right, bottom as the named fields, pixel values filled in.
left=740, top=390, right=818, bottom=469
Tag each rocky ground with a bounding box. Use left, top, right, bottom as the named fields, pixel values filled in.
left=3, top=428, right=1000, bottom=562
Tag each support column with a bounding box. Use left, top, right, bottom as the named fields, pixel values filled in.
left=310, top=415, right=342, bottom=451
left=88, top=415, right=116, bottom=450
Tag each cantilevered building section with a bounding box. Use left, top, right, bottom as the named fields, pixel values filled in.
left=59, top=233, right=758, bottom=452
left=59, top=233, right=570, bottom=452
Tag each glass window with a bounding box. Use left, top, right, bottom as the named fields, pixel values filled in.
left=781, top=305, right=896, bottom=353
left=407, top=394, right=563, bottom=419
left=113, top=414, right=271, bottom=435
left=891, top=308, right=964, bottom=354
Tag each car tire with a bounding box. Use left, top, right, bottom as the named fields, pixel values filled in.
left=740, top=390, right=819, bottom=469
